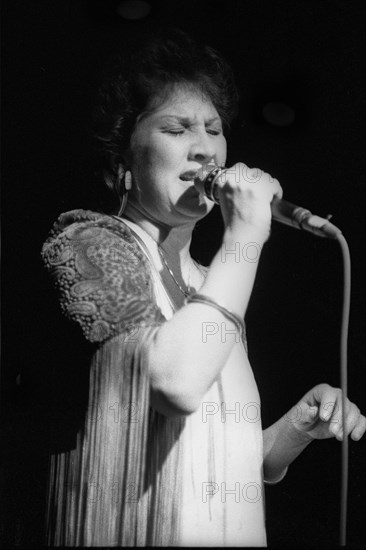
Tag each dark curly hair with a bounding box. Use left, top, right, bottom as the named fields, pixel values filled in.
left=93, top=28, right=239, bottom=202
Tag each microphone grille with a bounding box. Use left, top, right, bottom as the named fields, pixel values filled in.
left=195, top=161, right=218, bottom=183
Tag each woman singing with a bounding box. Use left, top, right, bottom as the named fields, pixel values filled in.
left=41, top=29, right=365, bottom=546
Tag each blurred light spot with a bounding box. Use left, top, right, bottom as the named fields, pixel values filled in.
left=262, top=102, right=295, bottom=127
left=116, top=0, right=151, bottom=20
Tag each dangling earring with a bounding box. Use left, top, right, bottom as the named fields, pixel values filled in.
left=125, top=170, right=132, bottom=191
left=117, top=166, right=132, bottom=217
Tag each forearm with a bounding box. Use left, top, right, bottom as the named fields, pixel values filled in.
left=200, top=227, right=263, bottom=312
left=263, top=414, right=313, bottom=481
left=149, top=229, right=264, bottom=415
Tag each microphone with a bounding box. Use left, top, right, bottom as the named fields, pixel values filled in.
left=195, top=164, right=342, bottom=239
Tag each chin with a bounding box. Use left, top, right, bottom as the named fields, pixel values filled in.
left=177, top=199, right=213, bottom=221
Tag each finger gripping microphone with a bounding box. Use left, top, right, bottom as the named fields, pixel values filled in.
left=195, top=164, right=342, bottom=239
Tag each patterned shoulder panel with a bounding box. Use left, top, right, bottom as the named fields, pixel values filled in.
left=41, top=209, right=165, bottom=343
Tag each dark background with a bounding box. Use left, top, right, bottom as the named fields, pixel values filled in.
left=1, top=0, right=366, bottom=547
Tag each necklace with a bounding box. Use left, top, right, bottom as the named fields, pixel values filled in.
left=157, top=246, right=192, bottom=298
left=114, top=213, right=196, bottom=298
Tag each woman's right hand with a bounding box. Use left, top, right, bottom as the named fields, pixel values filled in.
left=215, top=163, right=283, bottom=242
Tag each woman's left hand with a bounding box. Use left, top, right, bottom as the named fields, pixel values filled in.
left=285, top=383, right=366, bottom=441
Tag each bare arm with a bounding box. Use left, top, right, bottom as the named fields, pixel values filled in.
left=148, top=164, right=283, bottom=416
left=149, top=229, right=263, bottom=415
left=263, top=417, right=312, bottom=482
left=263, top=384, right=366, bottom=482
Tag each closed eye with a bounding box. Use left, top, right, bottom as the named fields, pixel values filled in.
left=164, top=126, right=222, bottom=136
left=166, top=129, right=185, bottom=136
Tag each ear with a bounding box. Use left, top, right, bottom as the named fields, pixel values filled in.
left=117, top=164, right=125, bottom=182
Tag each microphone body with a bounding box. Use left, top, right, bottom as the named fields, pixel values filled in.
left=195, top=165, right=342, bottom=239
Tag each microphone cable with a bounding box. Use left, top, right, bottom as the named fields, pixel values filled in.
left=336, top=233, right=351, bottom=546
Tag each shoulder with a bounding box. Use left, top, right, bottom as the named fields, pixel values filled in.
left=42, top=208, right=150, bottom=273
left=42, top=209, right=143, bottom=258
left=41, top=209, right=163, bottom=343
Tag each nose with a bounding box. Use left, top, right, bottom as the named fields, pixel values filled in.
left=188, top=128, right=216, bottom=164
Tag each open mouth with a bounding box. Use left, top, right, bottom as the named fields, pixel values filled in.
left=179, top=171, right=198, bottom=183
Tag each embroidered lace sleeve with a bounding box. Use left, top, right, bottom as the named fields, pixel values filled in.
left=41, top=209, right=165, bottom=343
